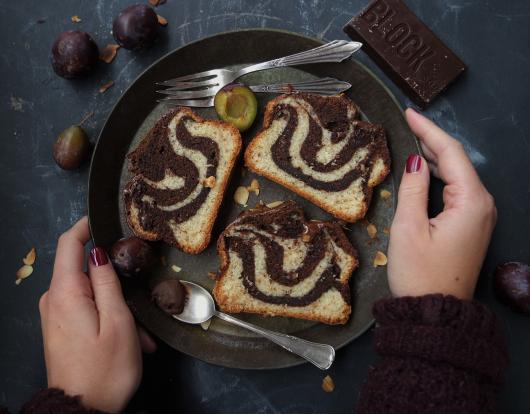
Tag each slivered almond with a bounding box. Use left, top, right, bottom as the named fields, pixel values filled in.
left=234, top=186, right=249, bottom=206
left=99, top=44, right=120, bottom=64
left=71, top=15, right=82, bottom=23
left=380, top=189, right=391, bottom=200
left=171, top=265, right=182, bottom=273
left=366, top=223, right=377, bottom=239
left=201, top=319, right=212, bottom=330
left=23, top=247, right=36, bottom=266
left=202, top=176, right=216, bottom=188
left=247, top=179, right=260, bottom=195
left=99, top=80, right=114, bottom=93
left=373, top=251, right=388, bottom=267
left=322, top=375, right=335, bottom=393
left=266, top=200, right=283, bottom=209
left=16, top=265, right=33, bottom=280
left=157, top=14, right=168, bottom=26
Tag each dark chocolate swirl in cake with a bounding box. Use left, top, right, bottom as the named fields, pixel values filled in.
left=124, top=108, right=241, bottom=254
left=213, top=201, right=358, bottom=325
left=245, top=93, right=391, bottom=223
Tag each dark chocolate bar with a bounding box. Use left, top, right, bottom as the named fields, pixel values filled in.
left=343, top=0, right=466, bottom=108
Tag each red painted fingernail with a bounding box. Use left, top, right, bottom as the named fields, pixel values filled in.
left=406, top=154, right=422, bottom=173
left=90, top=247, right=108, bottom=266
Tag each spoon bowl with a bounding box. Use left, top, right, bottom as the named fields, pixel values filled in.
left=172, top=280, right=215, bottom=324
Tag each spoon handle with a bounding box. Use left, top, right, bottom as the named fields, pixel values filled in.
left=214, top=311, right=335, bottom=370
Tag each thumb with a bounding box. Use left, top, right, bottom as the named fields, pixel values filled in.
left=393, top=154, right=430, bottom=233
left=88, top=246, right=127, bottom=313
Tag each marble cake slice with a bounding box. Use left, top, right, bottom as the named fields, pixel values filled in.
left=213, top=201, right=358, bottom=325
left=244, top=93, right=391, bottom=222
left=124, top=107, right=242, bottom=254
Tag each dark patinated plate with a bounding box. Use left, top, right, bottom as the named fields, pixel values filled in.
left=88, top=29, right=417, bottom=369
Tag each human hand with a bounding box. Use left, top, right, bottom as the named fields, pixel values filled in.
left=39, top=217, right=156, bottom=413
left=387, top=109, right=497, bottom=300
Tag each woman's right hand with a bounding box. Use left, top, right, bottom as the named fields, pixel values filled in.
left=387, top=108, right=497, bottom=300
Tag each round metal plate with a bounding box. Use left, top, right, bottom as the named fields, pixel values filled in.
left=88, top=29, right=417, bottom=369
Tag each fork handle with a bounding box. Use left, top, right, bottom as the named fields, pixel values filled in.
left=237, top=40, right=362, bottom=77
left=214, top=310, right=335, bottom=370
left=249, top=77, right=351, bottom=95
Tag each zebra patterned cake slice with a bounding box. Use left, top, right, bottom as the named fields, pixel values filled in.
left=213, top=201, right=358, bottom=325
left=244, top=93, right=391, bottom=222
left=124, top=107, right=242, bottom=254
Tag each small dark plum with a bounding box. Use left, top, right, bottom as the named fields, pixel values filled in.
left=53, top=125, right=90, bottom=170
left=51, top=31, right=99, bottom=78
left=494, top=261, right=530, bottom=315
left=214, top=84, right=258, bottom=132
left=112, top=4, right=159, bottom=50
left=110, top=237, right=157, bottom=277
left=151, top=279, right=188, bottom=315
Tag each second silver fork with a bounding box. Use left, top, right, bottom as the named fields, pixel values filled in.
left=158, top=77, right=352, bottom=107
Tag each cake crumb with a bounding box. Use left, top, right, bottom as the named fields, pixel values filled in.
left=380, top=189, right=391, bottom=200
left=207, top=271, right=217, bottom=281
left=71, top=15, right=82, bottom=23
left=99, top=80, right=114, bottom=93
left=366, top=223, right=377, bottom=239
left=171, top=265, right=182, bottom=273
left=383, top=227, right=390, bottom=235
left=202, top=176, right=216, bottom=188
left=322, top=375, right=335, bottom=393
left=247, top=179, right=260, bottom=195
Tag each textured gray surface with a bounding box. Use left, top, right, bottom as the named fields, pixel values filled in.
left=0, top=0, right=529, bottom=412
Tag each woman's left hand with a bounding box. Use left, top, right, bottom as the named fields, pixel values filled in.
left=39, top=217, right=156, bottom=413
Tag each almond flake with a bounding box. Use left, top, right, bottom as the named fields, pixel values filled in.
left=383, top=227, right=390, bottom=235
left=157, top=14, right=168, bottom=26
left=99, top=44, right=120, bottom=64
left=322, top=375, right=335, bottom=393
left=380, top=189, right=391, bottom=200
left=207, top=271, right=217, bottom=281
left=98, top=80, right=114, bottom=93
left=23, top=247, right=37, bottom=266
left=171, top=265, right=182, bottom=273
left=15, top=278, right=23, bottom=285
left=373, top=251, right=388, bottom=267
left=200, top=319, right=212, bottom=330
left=366, top=223, right=377, bottom=239
left=71, top=15, right=82, bottom=23
left=16, top=265, right=33, bottom=280
left=266, top=200, right=283, bottom=209
left=202, top=176, right=216, bottom=188
left=247, top=179, right=260, bottom=195
left=234, top=186, right=249, bottom=206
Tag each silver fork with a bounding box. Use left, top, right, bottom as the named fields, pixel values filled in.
left=158, top=77, right=352, bottom=107
left=156, top=40, right=362, bottom=100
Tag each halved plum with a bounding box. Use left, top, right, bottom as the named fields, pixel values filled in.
left=214, top=84, right=257, bottom=132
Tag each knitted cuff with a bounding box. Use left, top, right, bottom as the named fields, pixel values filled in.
left=373, top=294, right=508, bottom=382
left=19, top=388, right=107, bottom=414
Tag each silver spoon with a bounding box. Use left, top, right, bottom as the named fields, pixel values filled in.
left=172, top=280, right=335, bottom=370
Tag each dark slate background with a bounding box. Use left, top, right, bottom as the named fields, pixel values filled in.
left=1, top=0, right=529, bottom=412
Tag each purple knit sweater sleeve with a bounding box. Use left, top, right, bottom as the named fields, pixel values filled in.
left=19, top=388, right=107, bottom=414
left=357, top=294, right=508, bottom=414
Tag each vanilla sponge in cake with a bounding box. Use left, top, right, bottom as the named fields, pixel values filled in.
left=213, top=201, right=358, bottom=325
left=244, top=93, right=391, bottom=222
left=124, top=107, right=242, bottom=254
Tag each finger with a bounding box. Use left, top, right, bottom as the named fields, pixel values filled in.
left=405, top=109, right=483, bottom=192
left=137, top=324, right=157, bottom=354
left=50, top=217, right=93, bottom=297
left=39, top=291, right=49, bottom=331
left=393, top=154, right=431, bottom=233
left=88, top=247, right=127, bottom=313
